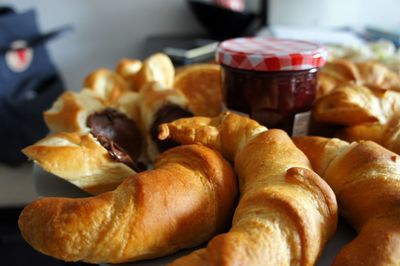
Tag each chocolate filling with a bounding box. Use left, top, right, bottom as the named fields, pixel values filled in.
left=150, top=105, right=193, bottom=153
left=87, top=108, right=146, bottom=172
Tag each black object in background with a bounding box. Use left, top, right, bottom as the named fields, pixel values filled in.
left=0, top=7, right=70, bottom=166
left=187, top=0, right=257, bottom=40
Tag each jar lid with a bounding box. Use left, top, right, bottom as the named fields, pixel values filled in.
left=215, top=37, right=327, bottom=71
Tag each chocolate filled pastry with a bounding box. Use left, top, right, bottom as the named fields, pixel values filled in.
left=19, top=144, right=238, bottom=264
left=137, top=82, right=193, bottom=161
left=23, top=107, right=145, bottom=194
left=159, top=112, right=337, bottom=266
left=293, top=136, right=400, bottom=266
left=36, top=64, right=147, bottom=194
left=44, top=89, right=105, bottom=133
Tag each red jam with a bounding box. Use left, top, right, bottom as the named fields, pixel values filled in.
left=216, top=37, right=326, bottom=136
left=222, top=66, right=318, bottom=134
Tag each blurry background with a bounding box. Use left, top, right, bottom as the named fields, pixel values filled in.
left=6, top=0, right=400, bottom=91
left=0, top=0, right=399, bottom=265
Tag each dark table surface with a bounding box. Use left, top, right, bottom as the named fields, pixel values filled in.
left=0, top=207, right=96, bottom=266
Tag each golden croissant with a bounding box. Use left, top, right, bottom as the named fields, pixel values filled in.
left=317, top=59, right=400, bottom=98
left=313, top=83, right=400, bottom=126
left=293, top=136, right=400, bottom=266
left=159, top=112, right=338, bottom=266
left=18, top=144, right=238, bottom=264
left=337, top=115, right=400, bottom=154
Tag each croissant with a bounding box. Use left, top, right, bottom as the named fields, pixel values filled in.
left=19, top=144, right=238, bottom=264
left=317, top=59, right=400, bottom=98
left=159, top=112, right=338, bottom=266
left=293, top=136, right=400, bottom=266
left=337, top=115, right=400, bottom=154
left=317, top=59, right=361, bottom=98
left=313, top=83, right=400, bottom=125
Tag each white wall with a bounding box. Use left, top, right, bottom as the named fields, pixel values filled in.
left=5, top=0, right=205, bottom=90
left=268, top=0, right=400, bottom=29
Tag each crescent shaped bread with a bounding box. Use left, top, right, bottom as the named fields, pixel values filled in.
left=318, top=59, right=361, bottom=98
left=313, top=83, right=400, bottom=125
left=160, top=113, right=337, bottom=265
left=356, top=61, right=400, bottom=91
left=173, top=64, right=223, bottom=116
left=337, top=115, right=400, bottom=154
left=317, top=59, right=400, bottom=98
left=159, top=112, right=267, bottom=162
left=18, top=144, right=238, bottom=264
left=293, top=136, right=400, bottom=266
left=22, top=132, right=135, bottom=195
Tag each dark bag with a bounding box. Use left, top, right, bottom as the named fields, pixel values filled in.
left=0, top=7, right=71, bottom=166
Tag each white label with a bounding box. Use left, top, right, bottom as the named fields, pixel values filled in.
left=292, top=111, right=311, bottom=136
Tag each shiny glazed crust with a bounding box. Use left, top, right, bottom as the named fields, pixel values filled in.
left=293, top=136, right=400, bottom=266
left=160, top=113, right=338, bottom=266
left=18, top=145, right=238, bottom=264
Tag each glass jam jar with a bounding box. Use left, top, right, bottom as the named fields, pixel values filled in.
left=216, top=37, right=327, bottom=136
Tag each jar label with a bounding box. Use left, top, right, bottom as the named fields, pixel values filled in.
left=292, top=111, right=311, bottom=136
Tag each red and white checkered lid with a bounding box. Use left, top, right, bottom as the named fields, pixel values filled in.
left=216, top=37, right=327, bottom=71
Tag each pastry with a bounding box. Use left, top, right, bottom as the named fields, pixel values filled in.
left=137, top=82, right=193, bottom=161
left=83, top=68, right=132, bottom=104
left=22, top=115, right=144, bottom=194
left=313, top=83, right=400, bottom=125
left=19, top=144, right=238, bottom=263
left=317, top=59, right=361, bottom=98
left=135, top=53, right=175, bottom=90
left=293, top=136, right=400, bottom=266
left=44, top=89, right=104, bottom=133
left=173, top=63, right=223, bottom=116
left=337, top=115, right=400, bottom=154
left=160, top=112, right=338, bottom=266
left=115, top=58, right=143, bottom=91
left=317, top=59, right=400, bottom=98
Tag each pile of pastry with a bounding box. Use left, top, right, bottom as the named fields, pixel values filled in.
left=18, top=53, right=400, bottom=266
left=22, top=53, right=222, bottom=194
left=315, top=58, right=400, bottom=155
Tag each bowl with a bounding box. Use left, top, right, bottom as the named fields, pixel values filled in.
left=187, top=0, right=257, bottom=40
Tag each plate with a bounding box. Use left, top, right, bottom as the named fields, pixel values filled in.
left=34, top=166, right=357, bottom=266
